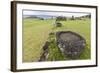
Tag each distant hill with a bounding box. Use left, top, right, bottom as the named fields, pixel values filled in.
left=24, top=15, right=54, bottom=19
left=24, top=14, right=91, bottom=20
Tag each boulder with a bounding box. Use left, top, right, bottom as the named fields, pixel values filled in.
left=54, top=22, right=62, bottom=27
left=56, top=31, right=86, bottom=59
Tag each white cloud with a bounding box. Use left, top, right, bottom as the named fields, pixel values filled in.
left=23, top=10, right=90, bottom=17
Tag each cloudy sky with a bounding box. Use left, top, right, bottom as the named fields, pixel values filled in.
left=23, top=10, right=90, bottom=17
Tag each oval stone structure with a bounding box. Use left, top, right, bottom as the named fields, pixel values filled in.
left=56, top=31, right=86, bottom=59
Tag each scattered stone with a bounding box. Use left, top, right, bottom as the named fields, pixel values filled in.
left=42, top=41, right=49, bottom=51
left=38, top=41, right=50, bottom=61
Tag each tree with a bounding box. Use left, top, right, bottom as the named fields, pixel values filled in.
left=71, top=15, right=75, bottom=20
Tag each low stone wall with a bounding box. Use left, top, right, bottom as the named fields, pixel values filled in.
left=38, top=31, right=86, bottom=61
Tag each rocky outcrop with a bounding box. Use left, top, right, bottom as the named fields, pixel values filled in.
left=56, top=31, right=86, bottom=59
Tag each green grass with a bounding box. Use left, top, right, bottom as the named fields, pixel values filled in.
left=23, top=18, right=91, bottom=62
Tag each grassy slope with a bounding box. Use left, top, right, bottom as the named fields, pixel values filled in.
left=23, top=18, right=91, bottom=62
left=23, top=19, right=53, bottom=62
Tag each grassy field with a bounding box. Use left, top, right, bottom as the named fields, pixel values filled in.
left=23, top=18, right=91, bottom=62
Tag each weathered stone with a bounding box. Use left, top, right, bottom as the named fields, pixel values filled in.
left=56, top=31, right=86, bottom=59
left=54, top=22, right=62, bottom=27
left=38, top=41, right=49, bottom=61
